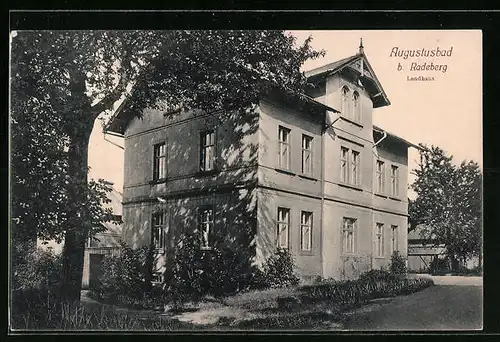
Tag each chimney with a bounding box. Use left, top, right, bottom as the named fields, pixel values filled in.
left=359, top=38, right=364, bottom=54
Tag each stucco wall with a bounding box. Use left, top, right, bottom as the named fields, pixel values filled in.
left=123, top=106, right=259, bottom=204
left=256, top=187, right=323, bottom=278
left=257, top=99, right=323, bottom=198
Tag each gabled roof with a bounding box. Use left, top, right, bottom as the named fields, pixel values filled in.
left=305, top=54, right=360, bottom=79
left=305, top=52, right=391, bottom=109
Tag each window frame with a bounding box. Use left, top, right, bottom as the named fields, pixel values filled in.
left=375, top=222, right=385, bottom=257
left=277, top=207, right=290, bottom=249
left=376, top=160, right=386, bottom=194
left=300, top=211, right=313, bottom=252
left=153, top=142, right=166, bottom=181
left=391, top=225, right=399, bottom=254
left=198, top=205, right=215, bottom=250
left=341, top=85, right=350, bottom=120
left=152, top=211, right=166, bottom=251
left=351, top=150, right=360, bottom=186
left=340, top=146, right=360, bottom=186
left=390, top=165, right=400, bottom=197
left=199, top=129, right=217, bottom=172
left=352, top=91, right=361, bottom=123
left=278, top=126, right=291, bottom=170
left=340, top=146, right=349, bottom=183
left=301, top=134, right=313, bottom=176
left=342, top=217, right=357, bottom=255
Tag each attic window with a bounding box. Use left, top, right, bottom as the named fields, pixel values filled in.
left=341, top=86, right=350, bottom=119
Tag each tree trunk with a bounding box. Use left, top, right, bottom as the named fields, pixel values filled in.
left=60, top=124, right=93, bottom=303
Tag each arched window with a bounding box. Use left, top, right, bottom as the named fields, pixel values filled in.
left=341, top=86, right=350, bottom=119
left=352, top=91, right=361, bottom=122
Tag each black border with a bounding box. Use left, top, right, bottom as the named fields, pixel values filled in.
left=5, top=10, right=500, bottom=337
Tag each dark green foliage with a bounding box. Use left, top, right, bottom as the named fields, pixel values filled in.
left=389, top=251, right=408, bottom=277
left=90, top=242, right=154, bottom=302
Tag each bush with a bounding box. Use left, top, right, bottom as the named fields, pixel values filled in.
left=166, top=235, right=300, bottom=306
left=166, top=233, right=258, bottom=305
left=389, top=251, right=407, bottom=277
left=11, top=245, right=63, bottom=329
left=259, top=249, right=300, bottom=289
left=91, top=242, right=154, bottom=302
left=429, top=257, right=450, bottom=275
left=298, top=275, right=434, bottom=310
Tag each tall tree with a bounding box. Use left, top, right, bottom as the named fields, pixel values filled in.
left=410, top=144, right=482, bottom=271
left=10, top=30, right=324, bottom=303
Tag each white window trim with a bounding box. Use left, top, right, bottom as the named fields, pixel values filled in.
left=340, top=146, right=361, bottom=186
left=391, top=165, right=400, bottom=197
left=200, top=130, right=216, bottom=172
left=277, top=207, right=290, bottom=249
left=391, top=225, right=399, bottom=254
left=153, top=142, right=166, bottom=181
left=152, top=212, right=166, bottom=250
left=301, top=134, right=313, bottom=176
left=375, top=223, right=385, bottom=257
left=300, top=211, right=313, bottom=251
left=376, top=160, right=386, bottom=194
left=198, top=206, right=214, bottom=249
left=278, top=126, right=291, bottom=170
left=342, top=217, right=357, bottom=255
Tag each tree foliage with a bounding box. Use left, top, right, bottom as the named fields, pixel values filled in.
left=10, top=30, right=324, bottom=302
left=409, top=144, right=482, bottom=270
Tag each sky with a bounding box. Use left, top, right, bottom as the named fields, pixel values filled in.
left=87, top=30, right=482, bottom=195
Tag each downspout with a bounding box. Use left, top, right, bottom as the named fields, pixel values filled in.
left=320, top=114, right=326, bottom=279
left=373, top=130, right=387, bottom=148
left=371, top=129, right=387, bottom=270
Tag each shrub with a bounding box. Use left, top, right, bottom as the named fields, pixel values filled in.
left=91, top=242, right=154, bottom=302
left=389, top=251, right=407, bottom=277
left=298, top=275, right=434, bottom=311
left=166, top=235, right=300, bottom=305
left=358, top=268, right=395, bottom=282
left=11, top=245, right=63, bottom=329
left=260, top=249, right=300, bottom=289
left=166, top=233, right=258, bottom=305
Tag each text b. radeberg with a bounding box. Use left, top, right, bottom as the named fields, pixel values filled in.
left=410, top=61, right=447, bottom=73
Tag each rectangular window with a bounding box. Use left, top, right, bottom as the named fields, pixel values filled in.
left=376, top=160, right=385, bottom=193
left=199, top=207, right=214, bottom=249
left=200, top=130, right=216, bottom=171
left=375, top=223, right=384, bottom=257
left=153, top=142, right=166, bottom=181
left=152, top=212, right=166, bottom=250
left=351, top=150, right=360, bottom=185
left=391, top=165, right=399, bottom=197
left=278, top=126, right=291, bottom=170
left=300, top=211, right=313, bottom=251
left=277, top=207, right=290, bottom=249
left=342, top=218, right=356, bottom=254
left=301, top=134, right=313, bottom=175
left=340, top=147, right=360, bottom=186
left=391, top=225, right=399, bottom=254
left=340, top=147, right=349, bottom=183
